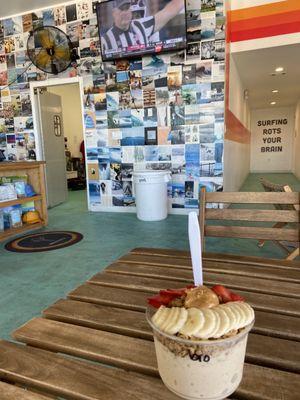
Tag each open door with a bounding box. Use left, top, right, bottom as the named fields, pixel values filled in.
left=36, top=89, right=67, bottom=208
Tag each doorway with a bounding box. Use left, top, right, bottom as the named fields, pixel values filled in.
left=31, top=78, right=86, bottom=208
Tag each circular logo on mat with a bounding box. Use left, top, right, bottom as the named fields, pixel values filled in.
left=5, top=231, right=83, bottom=253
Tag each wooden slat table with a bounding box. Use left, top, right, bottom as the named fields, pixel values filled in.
left=1, top=248, right=300, bottom=399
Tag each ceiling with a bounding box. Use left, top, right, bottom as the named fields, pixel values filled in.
left=0, top=1, right=70, bottom=19
left=232, top=43, right=300, bottom=109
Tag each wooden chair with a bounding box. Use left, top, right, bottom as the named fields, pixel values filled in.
left=259, top=178, right=300, bottom=259
left=199, top=188, right=300, bottom=260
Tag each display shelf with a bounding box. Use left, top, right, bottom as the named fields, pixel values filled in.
left=0, top=162, right=47, bottom=242
left=0, top=222, right=44, bottom=241
left=0, top=195, right=42, bottom=208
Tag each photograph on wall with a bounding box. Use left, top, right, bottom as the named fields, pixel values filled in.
left=66, top=4, right=78, bottom=22
left=216, top=0, right=224, bottom=17
left=185, top=181, right=194, bottom=198
left=216, top=16, right=225, bottom=39
left=107, top=110, right=119, bottom=129
left=112, top=179, right=123, bottom=196
left=182, top=86, right=197, bottom=105
left=201, top=15, right=216, bottom=40
left=155, top=88, right=169, bottom=106
left=170, top=106, right=185, bottom=127
left=187, top=23, right=201, bottom=42
left=201, top=40, right=215, bottom=60
left=121, top=127, right=144, bottom=146
left=185, top=124, right=199, bottom=143
left=145, top=145, right=159, bottom=162
left=88, top=163, right=99, bottom=181
left=185, top=105, right=200, bottom=125
left=201, top=0, right=216, bottom=12
left=157, top=127, right=171, bottom=145
left=146, top=162, right=171, bottom=171
left=109, top=146, right=121, bottom=163
left=182, top=65, right=196, bottom=85
left=98, top=162, right=110, bottom=180
left=134, top=146, right=145, bottom=163
left=54, top=6, right=66, bottom=26
left=106, top=92, right=119, bottom=111
left=121, top=163, right=133, bottom=180
left=99, top=180, right=111, bottom=196
left=200, top=143, right=215, bottom=177
left=158, top=145, right=171, bottom=161
left=157, top=106, right=169, bottom=126
left=186, top=42, right=201, bottom=61
left=77, top=1, right=91, bottom=20
left=170, top=128, right=185, bottom=144
left=145, top=127, right=158, bottom=145
left=119, top=109, right=132, bottom=128
left=211, top=82, right=224, bottom=101
left=214, top=40, right=225, bottom=61
left=212, top=61, right=225, bottom=81
left=110, top=163, right=121, bottom=181
left=121, top=146, right=134, bottom=163
left=168, top=66, right=183, bottom=90
left=144, top=107, right=157, bottom=127
left=196, top=60, right=212, bottom=82
left=89, top=180, right=101, bottom=204
left=143, top=89, right=156, bottom=108
left=131, top=109, right=144, bottom=127
left=198, top=83, right=212, bottom=104
left=107, top=128, right=121, bottom=146
left=22, top=14, right=33, bottom=32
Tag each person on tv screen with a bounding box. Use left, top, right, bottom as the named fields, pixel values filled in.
left=101, top=0, right=184, bottom=53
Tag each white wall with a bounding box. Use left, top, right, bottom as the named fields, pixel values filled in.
left=223, top=140, right=251, bottom=191
left=229, top=56, right=251, bottom=128
left=48, top=83, right=84, bottom=158
left=223, top=56, right=251, bottom=192
left=250, top=107, right=295, bottom=172
left=294, top=100, right=300, bottom=180
left=230, top=0, right=282, bottom=10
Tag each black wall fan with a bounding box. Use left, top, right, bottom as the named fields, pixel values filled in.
left=27, top=26, right=76, bottom=75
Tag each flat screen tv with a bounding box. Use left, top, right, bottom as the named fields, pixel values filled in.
left=96, top=0, right=187, bottom=61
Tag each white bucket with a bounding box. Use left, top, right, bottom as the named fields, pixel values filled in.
left=133, top=170, right=171, bottom=221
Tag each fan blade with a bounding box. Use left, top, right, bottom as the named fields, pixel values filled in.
left=35, top=49, right=52, bottom=68
left=53, top=46, right=71, bottom=61
left=38, top=29, right=55, bottom=49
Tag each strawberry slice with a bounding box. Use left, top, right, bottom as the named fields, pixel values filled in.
left=230, top=292, right=245, bottom=302
left=211, top=285, right=232, bottom=303
left=147, top=293, right=175, bottom=308
left=211, top=285, right=244, bottom=303
left=159, top=289, right=185, bottom=297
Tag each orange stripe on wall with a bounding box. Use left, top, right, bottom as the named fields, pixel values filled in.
left=231, top=21, right=300, bottom=42
left=230, top=0, right=300, bottom=22
left=231, top=9, right=300, bottom=32
left=225, top=110, right=251, bottom=144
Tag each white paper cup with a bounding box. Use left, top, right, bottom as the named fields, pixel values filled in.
left=147, top=306, right=254, bottom=400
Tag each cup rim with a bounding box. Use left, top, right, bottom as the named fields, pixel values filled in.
left=146, top=305, right=254, bottom=346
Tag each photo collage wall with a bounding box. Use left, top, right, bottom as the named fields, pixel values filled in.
left=0, top=0, right=225, bottom=211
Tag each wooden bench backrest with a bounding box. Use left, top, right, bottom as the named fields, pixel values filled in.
left=199, top=188, right=300, bottom=249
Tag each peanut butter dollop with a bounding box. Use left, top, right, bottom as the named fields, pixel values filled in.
left=184, top=285, right=219, bottom=309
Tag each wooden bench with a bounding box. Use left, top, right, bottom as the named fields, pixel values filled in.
left=199, top=188, right=300, bottom=260
left=0, top=248, right=299, bottom=399
left=259, top=178, right=300, bottom=260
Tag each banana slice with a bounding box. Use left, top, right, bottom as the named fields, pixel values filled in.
left=152, top=306, right=169, bottom=327
left=212, top=307, right=230, bottom=338
left=230, top=302, right=248, bottom=328
left=226, top=302, right=242, bottom=330
left=165, top=307, right=188, bottom=335
left=179, top=308, right=205, bottom=337
left=238, top=302, right=255, bottom=326
left=220, top=303, right=237, bottom=330
left=195, top=308, right=217, bottom=339
left=160, top=307, right=179, bottom=332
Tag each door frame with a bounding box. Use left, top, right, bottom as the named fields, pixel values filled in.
left=30, top=76, right=85, bottom=160
left=30, top=76, right=88, bottom=203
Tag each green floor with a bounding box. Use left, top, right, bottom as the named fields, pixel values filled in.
left=0, top=173, right=299, bottom=340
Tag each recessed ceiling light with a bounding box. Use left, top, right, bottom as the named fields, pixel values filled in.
left=272, top=90, right=279, bottom=93
left=270, top=101, right=276, bottom=105
left=275, top=67, right=284, bottom=72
